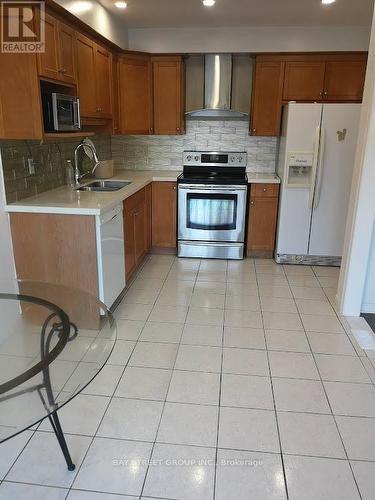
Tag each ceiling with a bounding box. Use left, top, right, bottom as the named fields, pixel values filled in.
left=99, top=0, right=374, bottom=28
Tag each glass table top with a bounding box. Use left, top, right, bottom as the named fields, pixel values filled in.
left=0, top=280, right=116, bottom=443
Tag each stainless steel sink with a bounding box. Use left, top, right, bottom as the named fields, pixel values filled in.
left=76, top=180, right=131, bottom=192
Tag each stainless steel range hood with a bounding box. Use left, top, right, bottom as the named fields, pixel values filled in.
left=185, top=54, right=251, bottom=118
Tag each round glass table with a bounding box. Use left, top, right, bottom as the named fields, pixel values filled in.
left=0, top=280, right=116, bottom=471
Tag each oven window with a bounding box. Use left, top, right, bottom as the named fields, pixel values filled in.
left=57, top=99, right=74, bottom=126
left=187, top=193, right=237, bottom=230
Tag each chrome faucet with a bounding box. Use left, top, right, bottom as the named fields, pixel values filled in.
left=73, top=141, right=100, bottom=186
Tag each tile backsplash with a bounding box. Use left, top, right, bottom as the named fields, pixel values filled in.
left=111, top=120, right=278, bottom=173
left=0, top=136, right=111, bottom=203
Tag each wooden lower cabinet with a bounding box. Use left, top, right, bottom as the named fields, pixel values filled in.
left=152, top=182, right=177, bottom=249
left=123, top=187, right=149, bottom=281
left=247, top=184, right=279, bottom=257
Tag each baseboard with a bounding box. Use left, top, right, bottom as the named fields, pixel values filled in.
left=247, top=250, right=274, bottom=259
left=151, top=247, right=177, bottom=255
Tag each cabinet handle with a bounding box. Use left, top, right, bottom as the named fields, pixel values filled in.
left=62, top=68, right=66, bottom=74
left=173, top=186, right=177, bottom=190
left=319, top=91, right=323, bottom=97
left=324, top=91, right=328, bottom=97
left=176, top=127, right=180, bottom=132
left=252, top=128, right=256, bottom=133
left=149, top=128, right=153, bottom=133
left=263, top=188, right=267, bottom=192
left=250, top=200, right=254, bottom=205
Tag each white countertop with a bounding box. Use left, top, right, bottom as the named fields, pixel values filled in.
left=5, top=170, right=280, bottom=216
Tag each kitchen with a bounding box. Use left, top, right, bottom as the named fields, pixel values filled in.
left=1, top=1, right=375, bottom=499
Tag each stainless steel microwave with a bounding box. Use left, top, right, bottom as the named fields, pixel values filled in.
left=42, top=92, right=81, bottom=132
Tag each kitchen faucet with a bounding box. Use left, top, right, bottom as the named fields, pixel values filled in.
left=73, top=141, right=100, bottom=186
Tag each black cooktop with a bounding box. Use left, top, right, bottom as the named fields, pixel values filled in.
left=178, top=173, right=248, bottom=185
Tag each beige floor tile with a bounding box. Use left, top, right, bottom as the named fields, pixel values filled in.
left=116, top=319, right=145, bottom=340
left=224, top=326, right=265, bottom=349
left=129, top=342, right=178, bottom=369
left=296, top=299, right=335, bottom=316
left=269, top=351, right=319, bottom=379
left=123, top=287, right=159, bottom=305
left=286, top=276, right=321, bottom=287
left=226, top=282, right=258, bottom=296
left=194, top=281, right=227, bottom=294
left=290, top=285, right=327, bottom=300
left=324, top=381, right=375, bottom=417
left=222, top=348, right=269, bottom=376
left=261, top=297, right=297, bottom=313
left=318, top=276, right=339, bottom=288
left=336, top=416, right=375, bottom=461
left=130, top=278, right=165, bottom=293
left=256, top=275, right=289, bottom=286
left=156, top=289, right=193, bottom=306
left=115, top=366, right=172, bottom=400
left=284, top=455, right=361, bottom=500
left=167, top=370, right=220, bottom=405
left=284, top=265, right=314, bottom=276
left=224, top=309, right=263, bottom=328
left=315, top=354, right=371, bottom=383
left=186, top=306, right=224, bottom=326
left=115, top=303, right=153, bottom=321
left=215, top=449, right=287, bottom=500
left=307, top=332, right=357, bottom=355
left=190, top=291, right=225, bottom=309
left=157, top=402, right=218, bottom=447
left=175, top=345, right=222, bottom=372
left=225, top=294, right=260, bottom=311
left=351, top=461, right=375, bottom=500
left=148, top=304, right=188, bottom=324
left=265, top=330, right=310, bottom=352
left=312, top=266, right=340, bottom=277
left=219, top=407, right=279, bottom=452
left=258, top=284, right=293, bottom=298
left=181, top=324, right=223, bottom=346
left=278, top=412, right=346, bottom=458
left=221, top=373, right=274, bottom=410
left=301, top=314, right=345, bottom=333
left=197, top=270, right=227, bottom=282
left=263, top=312, right=303, bottom=331
left=139, top=322, right=183, bottom=343
left=273, top=378, right=330, bottom=413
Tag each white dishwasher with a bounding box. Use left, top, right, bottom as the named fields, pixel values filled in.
left=96, top=204, right=125, bottom=308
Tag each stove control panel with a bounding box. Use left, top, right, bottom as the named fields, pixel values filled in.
left=183, top=151, right=247, bottom=167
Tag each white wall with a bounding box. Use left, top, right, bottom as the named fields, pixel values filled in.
left=128, top=26, right=370, bottom=53
left=362, top=223, right=375, bottom=312
left=0, top=154, right=16, bottom=291
left=337, top=7, right=375, bottom=316
left=56, top=0, right=128, bottom=48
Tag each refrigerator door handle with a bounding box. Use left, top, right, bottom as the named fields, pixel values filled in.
left=309, top=125, right=321, bottom=209
left=313, top=126, right=326, bottom=209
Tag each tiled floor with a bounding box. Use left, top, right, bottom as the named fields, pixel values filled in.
left=2, top=255, right=375, bottom=499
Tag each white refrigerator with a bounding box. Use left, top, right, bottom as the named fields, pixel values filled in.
left=275, top=102, right=361, bottom=265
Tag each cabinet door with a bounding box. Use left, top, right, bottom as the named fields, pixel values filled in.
left=324, top=61, right=366, bottom=101
left=0, top=53, right=42, bottom=139
left=283, top=61, right=325, bottom=101
left=251, top=61, right=284, bottom=136
left=145, top=183, right=152, bottom=251
left=134, top=205, right=147, bottom=265
left=58, top=22, right=77, bottom=85
left=123, top=203, right=136, bottom=281
left=247, top=196, right=279, bottom=251
left=38, top=12, right=61, bottom=81
left=153, top=58, right=184, bottom=135
left=76, top=34, right=97, bottom=117
left=95, top=45, right=113, bottom=118
left=119, top=55, right=153, bottom=134
left=152, top=182, right=177, bottom=248
left=112, top=54, right=120, bottom=134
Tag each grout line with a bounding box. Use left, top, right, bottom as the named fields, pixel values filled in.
left=257, top=262, right=290, bottom=500
left=290, top=265, right=363, bottom=500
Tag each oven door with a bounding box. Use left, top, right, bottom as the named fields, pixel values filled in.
left=178, top=184, right=247, bottom=242
left=52, top=94, right=80, bottom=131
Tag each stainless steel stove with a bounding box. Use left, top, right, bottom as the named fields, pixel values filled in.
left=178, top=151, right=248, bottom=259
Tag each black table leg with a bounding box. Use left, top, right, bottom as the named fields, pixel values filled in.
left=48, top=411, right=75, bottom=471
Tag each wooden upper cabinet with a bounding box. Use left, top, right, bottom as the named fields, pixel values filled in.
left=38, top=13, right=77, bottom=84
left=95, top=45, right=113, bottom=118
left=0, top=53, right=43, bottom=139
left=58, top=22, right=77, bottom=85
left=119, top=55, right=152, bottom=134
left=250, top=61, right=285, bottom=136
left=76, top=34, right=97, bottom=117
left=38, top=13, right=60, bottom=81
left=152, top=57, right=184, bottom=135
left=283, top=61, right=326, bottom=101
left=76, top=35, right=113, bottom=119
left=324, top=60, right=366, bottom=101
left=112, top=54, right=120, bottom=134
left=152, top=182, right=177, bottom=248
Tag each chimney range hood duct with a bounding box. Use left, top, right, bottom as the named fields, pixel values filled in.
left=186, top=54, right=249, bottom=118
